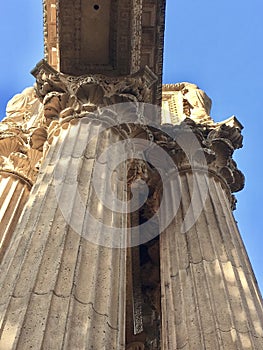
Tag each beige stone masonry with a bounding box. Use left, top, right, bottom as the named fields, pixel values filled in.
left=160, top=84, right=263, bottom=349
left=0, top=87, right=47, bottom=262
left=0, top=65, right=262, bottom=349
left=160, top=172, right=263, bottom=349
left=0, top=118, right=127, bottom=349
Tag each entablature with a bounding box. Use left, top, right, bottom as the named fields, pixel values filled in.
left=43, top=0, right=166, bottom=104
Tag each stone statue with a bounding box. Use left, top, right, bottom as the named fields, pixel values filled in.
left=162, top=82, right=214, bottom=124
left=3, top=87, right=42, bottom=127
left=179, top=82, right=212, bottom=119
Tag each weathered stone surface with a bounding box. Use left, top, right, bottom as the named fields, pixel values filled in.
left=1, top=0, right=263, bottom=345
left=0, top=87, right=47, bottom=262
left=0, top=117, right=128, bottom=349
left=160, top=175, right=263, bottom=348
left=1, top=78, right=262, bottom=349
left=159, top=85, right=263, bottom=349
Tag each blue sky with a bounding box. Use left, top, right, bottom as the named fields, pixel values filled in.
left=0, top=1, right=262, bottom=293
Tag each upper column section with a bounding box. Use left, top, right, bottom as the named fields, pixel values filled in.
left=43, top=0, right=166, bottom=104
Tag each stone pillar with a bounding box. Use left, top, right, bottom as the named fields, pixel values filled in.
left=0, top=61, right=156, bottom=350
left=0, top=172, right=31, bottom=261
left=159, top=118, right=263, bottom=349
left=0, top=117, right=128, bottom=350
left=0, top=88, right=46, bottom=262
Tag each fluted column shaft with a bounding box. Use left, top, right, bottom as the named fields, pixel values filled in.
left=0, top=173, right=31, bottom=262
left=160, top=169, right=263, bottom=349
left=0, top=118, right=127, bottom=350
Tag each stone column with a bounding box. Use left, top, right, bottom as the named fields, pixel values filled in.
left=159, top=119, right=263, bottom=349
left=0, top=117, right=128, bottom=350
left=0, top=88, right=47, bottom=262
left=0, top=172, right=31, bottom=261
left=0, top=61, right=156, bottom=350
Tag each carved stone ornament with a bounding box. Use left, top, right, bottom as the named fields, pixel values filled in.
left=3, top=87, right=44, bottom=128
left=0, top=125, right=47, bottom=184
left=159, top=119, right=243, bottom=184
left=31, top=60, right=157, bottom=126
left=162, top=83, right=214, bottom=125
left=123, top=115, right=244, bottom=217
left=0, top=87, right=48, bottom=184
left=160, top=83, right=245, bottom=209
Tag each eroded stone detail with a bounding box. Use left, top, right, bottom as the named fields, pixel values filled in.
left=124, top=116, right=244, bottom=217
left=162, top=83, right=213, bottom=124
left=160, top=84, right=245, bottom=210
left=3, top=87, right=43, bottom=127
left=32, top=60, right=157, bottom=126
left=0, top=87, right=47, bottom=184
left=0, top=125, right=47, bottom=184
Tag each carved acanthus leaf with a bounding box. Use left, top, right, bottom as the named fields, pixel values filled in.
left=0, top=125, right=47, bottom=183
left=151, top=120, right=244, bottom=194
left=32, top=60, right=157, bottom=124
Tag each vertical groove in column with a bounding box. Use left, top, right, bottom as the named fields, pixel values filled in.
left=0, top=120, right=127, bottom=350
left=0, top=128, right=64, bottom=295
left=0, top=175, right=30, bottom=264
left=160, top=170, right=263, bottom=349
left=212, top=178, right=263, bottom=338
left=62, top=125, right=127, bottom=350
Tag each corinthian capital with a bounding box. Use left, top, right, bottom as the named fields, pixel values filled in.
left=0, top=123, right=47, bottom=184
left=31, top=60, right=157, bottom=124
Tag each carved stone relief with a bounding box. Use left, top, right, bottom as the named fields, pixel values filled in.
left=125, top=116, right=244, bottom=218
left=31, top=60, right=157, bottom=126
left=3, top=87, right=43, bottom=128
left=162, top=83, right=213, bottom=125
left=0, top=125, right=47, bottom=184
left=0, top=87, right=47, bottom=184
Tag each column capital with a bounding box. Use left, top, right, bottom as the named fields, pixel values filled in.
left=154, top=119, right=244, bottom=192
left=0, top=87, right=48, bottom=184
left=0, top=125, right=47, bottom=185
left=161, top=83, right=245, bottom=201
left=31, top=60, right=157, bottom=126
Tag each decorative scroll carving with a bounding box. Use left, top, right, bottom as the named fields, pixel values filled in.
left=31, top=60, right=157, bottom=125
left=125, top=115, right=244, bottom=216
left=157, top=120, right=244, bottom=189
left=160, top=83, right=244, bottom=209
left=0, top=87, right=47, bottom=184
left=0, top=125, right=47, bottom=184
